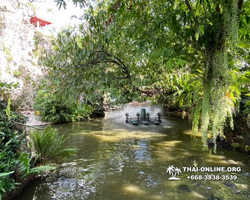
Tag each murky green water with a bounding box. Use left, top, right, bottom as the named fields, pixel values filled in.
left=15, top=112, right=250, bottom=200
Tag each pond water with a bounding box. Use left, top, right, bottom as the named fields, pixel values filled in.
left=15, top=110, right=250, bottom=200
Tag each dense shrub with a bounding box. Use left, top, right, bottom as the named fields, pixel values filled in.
left=0, top=97, right=29, bottom=199
left=33, top=89, right=94, bottom=123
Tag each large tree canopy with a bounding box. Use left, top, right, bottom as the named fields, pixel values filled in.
left=39, top=0, right=250, bottom=150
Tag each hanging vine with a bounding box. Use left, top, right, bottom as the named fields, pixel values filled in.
left=196, top=0, right=239, bottom=151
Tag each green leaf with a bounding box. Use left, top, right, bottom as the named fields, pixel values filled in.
left=195, top=32, right=199, bottom=41
left=195, top=25, right=204, bottom=41
left=196, top=69, right=202, bottom=73
left=0, top=171, right=14, bottom=178
left=178, top=59, right=188, bottom=67
left=166, top=59, right=172, bottom=68
left=6, top=98, right=11, bottom=119
left=29, top=165, right=56, bottom=174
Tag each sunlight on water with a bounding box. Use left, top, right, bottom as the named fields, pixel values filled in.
left=187, top=191, right=206, bottom=199
left=90, top=129, right=166, bottom=142
left=183, top=130, right=214, bottom=140
left=156, top=140, right=183, bottom=147
left=207, top=154, right=226, bottom=160
left=123, top=184, right=146, bottom=195
left=236, top=183, right=249, bottom=190
left=206, top=159, right=233, bottom=165
left=150, top=194, right=163, bottom=200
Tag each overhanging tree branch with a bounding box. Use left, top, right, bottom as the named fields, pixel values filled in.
left=238, top=0, right=244, bottom=10
left=216, top=4, right=221, bottom=13
left=185, top=0, right=192, bottom=11
left=79, top=50, right=131, bottom=80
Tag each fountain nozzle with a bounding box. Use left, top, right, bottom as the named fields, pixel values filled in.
left=125, top=113, right=129, bottom=123
left=136, top=113, right=140, bottom=121
left=157, top=113, right=162, bottom=122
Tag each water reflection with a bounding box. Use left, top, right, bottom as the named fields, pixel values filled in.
left=14, top=117, right=250, bottom=200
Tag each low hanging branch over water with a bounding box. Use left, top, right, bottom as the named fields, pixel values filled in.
left=82, top=50, right=131, bottom=80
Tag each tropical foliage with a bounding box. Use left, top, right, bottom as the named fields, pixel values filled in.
left=0, top=82, right=76, bottom=199
left=33, top=78, right=95, bottom=123
left=37, top=0, right=250, bottom=151
left=30, top=125, right=77, bottom=162
left=0, top=96, right=28, bottom=199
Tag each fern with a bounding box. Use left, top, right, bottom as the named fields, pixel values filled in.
left=0, top=171, right=14, bottom=178
left=30, top=126, right=77, bottom=162
left=29, top=165, right=56, bottom=174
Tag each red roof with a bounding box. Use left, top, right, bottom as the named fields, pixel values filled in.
left=30, top=16, right=52, bottom=27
